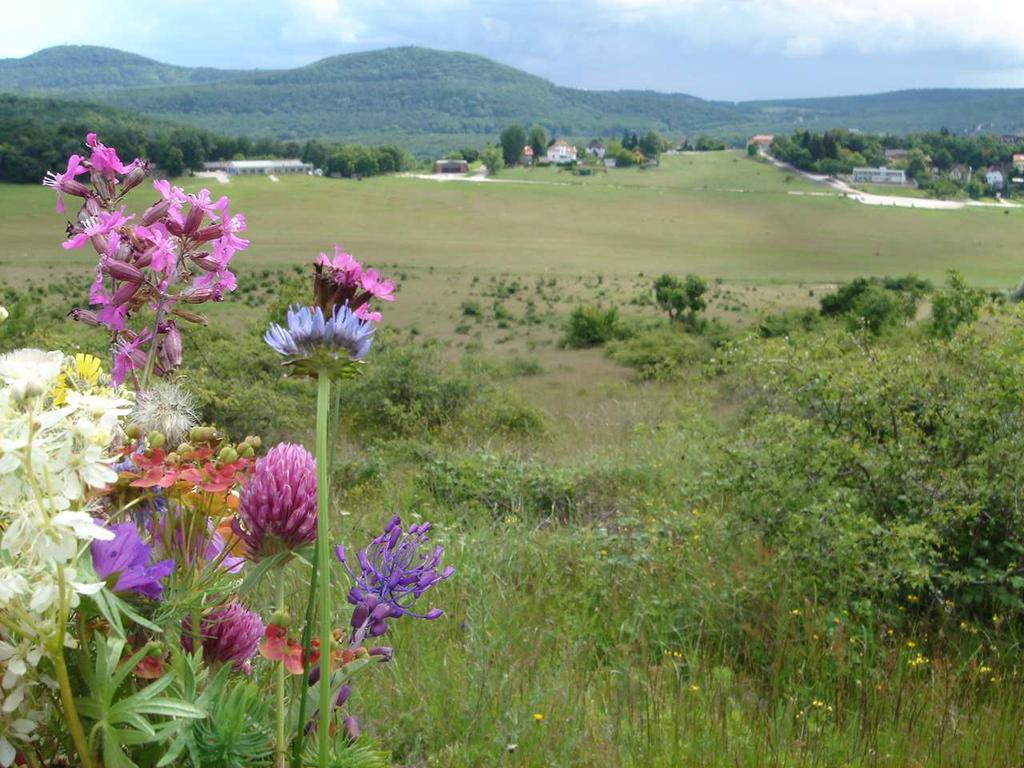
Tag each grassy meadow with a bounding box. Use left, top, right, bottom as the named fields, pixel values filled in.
left=5, top=150, right=1024, bottom=767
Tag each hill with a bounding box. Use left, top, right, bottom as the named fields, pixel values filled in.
left=3, top=45, right=1024, bottom=152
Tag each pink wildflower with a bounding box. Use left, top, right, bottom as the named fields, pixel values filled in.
left=360, top=268, right=395, bottom=302
left=85, top=132, right=135, bottom=177
left=42, top=154, right=89, bottom=213
left=62, top=210, right=131, bottom=250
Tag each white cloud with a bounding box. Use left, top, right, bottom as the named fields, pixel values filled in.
left=594, top=0, right=1024, bottom=60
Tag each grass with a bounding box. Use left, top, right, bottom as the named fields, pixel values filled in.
left=3, top=151, right=1023, bottom=292
left=9, top=149, right=1024, bottom=766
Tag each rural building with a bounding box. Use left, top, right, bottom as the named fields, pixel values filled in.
left=546, top=139, right=578, bottom=164
left=520, top=145, right=535, bottom=165
left=433, top=159, right=469, bottom=174
left=948, top=164, right=971, bottom=182
left=1000, top=134, right=1024, bottom=145
left=1013, top=153, right=1024, bottom=172
left=985, top=168, right=1005, bottom=189
left=884, top=148, right=909, bottom=163
left=586, top=140, right=606, bottom=159
left=202, top=159, right=313, bottom=176
left=746, top=135, right=774, bottom=153
left=603, top=157, right=617, bottom=168
left=852, top=166, right=907, bottom=184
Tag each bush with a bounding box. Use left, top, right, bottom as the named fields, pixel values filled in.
left=562, top=306, right=625, bottom=348
left=711, top=313, right=1024, bottom=616
left=607, top=326, right=709, bottom=381
left=343, top=340, right=474, bottom=436
left=756, top=309, right=820, bottom=338
left=931, top=270, right=986, bottom=338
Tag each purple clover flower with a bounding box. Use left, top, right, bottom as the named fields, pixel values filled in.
left=335, top=516, right=453, bottom=635
left=233, top=442, right=317, bottom=558
left=90, top=521, right=173, bottom=600
left=181, top=602, right=264, bottom=672
left=264, top=304, right=374, bottom=362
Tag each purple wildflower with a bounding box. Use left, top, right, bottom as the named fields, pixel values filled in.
left=264, top=304, right=374, bottom=362
left=90, top=522, right=173, bottom=600
left=335, top=516, right=453, bottom=634
left=42, top=154, right=90, bottom=213
left=233, top=443, right=317, bottom=558
left=181, top=602, right=264, bottom=671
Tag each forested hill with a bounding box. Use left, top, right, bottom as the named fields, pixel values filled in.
left=2, top=45, right=1024, bottom=151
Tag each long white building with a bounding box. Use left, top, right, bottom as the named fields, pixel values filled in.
left=852, top=167, right=907, bottom=185
left=202, top=159, right=313, bottom=176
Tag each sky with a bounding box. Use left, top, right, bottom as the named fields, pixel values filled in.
left=7, top=0, right=1024, bottom=100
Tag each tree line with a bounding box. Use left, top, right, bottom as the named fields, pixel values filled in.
left=0, top=94, right=412, bottom=183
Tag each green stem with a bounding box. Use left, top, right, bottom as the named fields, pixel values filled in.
left=291, top=557, right=317, bottom=768
left=275, top=577, right=288, bottom=768
left=291, top=382, right=341, bottom=768
left=52, top=567, right=95, bottom=768
left=315, top=371, right=332, bottom=767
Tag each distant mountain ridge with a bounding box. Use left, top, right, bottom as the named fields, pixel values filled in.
left=2, top=45, right=1023, bottom=154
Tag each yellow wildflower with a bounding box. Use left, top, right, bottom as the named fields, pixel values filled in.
left=533, top=713, right=544, bottom=723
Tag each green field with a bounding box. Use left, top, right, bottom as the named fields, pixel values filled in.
left=4, top=151, right=1022, bottom=292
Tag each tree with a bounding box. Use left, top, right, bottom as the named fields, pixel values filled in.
left=499, top=124, right=527, bottom=167
left=639, top=130, right=664, bottom=159
left=931, top=270, right=986, bottom=338
left=654, top=273, right=708, bottom=331
left=302, top=139, right=329, bottom=170
left=527, top=124, right=547, bottom=159
left=480, top=145, right=504, bottom=176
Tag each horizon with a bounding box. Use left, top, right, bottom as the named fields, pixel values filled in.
left=6, top=0, right=1024, bottom=101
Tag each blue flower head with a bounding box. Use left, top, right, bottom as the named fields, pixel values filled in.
left=264, top=304, right=374, bottom=376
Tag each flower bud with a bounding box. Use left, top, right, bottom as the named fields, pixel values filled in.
left=270, top=610, right=291, bottom=628
left=178, top=287, right=222, bottom=304
left=334, top=684, right=351, bottom=708
left=156, top=324, right=182, bottom=372
left=85, top=197, right=104, bottom=216
left=350, top=603, right=369, bottom=629
left=369, top=604, right=391, bottom=622
left=183, top=202, right=204, bottom=234
left=342, top=715, right=359, bottom=741
left=102, top=256, right=144, bottom=283
left=238, top=443, right=255, bottom=458
left=0, top=306, right=8, bottom=323
left=368, top=646, right=393, bottom=662
left=170, top=307, right=209, bottom=325
left=121, top=160, right=149, bottom=193
left=125, top=423, right=142, bottom=439
left=110, top=280, right=142, bottom=306
left=177, top=442, right=193, bottom=455
left=69, top=307, right=101, bottom=326
left=219, top=446, right=238, bottom=463
left=140, top=198, right=171, bottom=227
left=10, top=378, right=45, bottom=403
left=91, top=170, right=113, bottom=201
left=369, top=619, right=388, bottom=637
left=194, top=225, right=223, bottom=243
left=190, top=253, right=220, bottom=271
left=147, top=431, right=165, bottom=449
left=144, top=641, right=163, bottom=659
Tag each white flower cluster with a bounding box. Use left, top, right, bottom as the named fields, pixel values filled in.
left=0, top=349, right=131, bottom=766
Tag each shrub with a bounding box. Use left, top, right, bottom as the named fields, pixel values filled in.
left=711, top=314, right=1024, bottom=616
left=562, top=306, right=624, bottom=348
left=607, top=326, right=709, bottom=381
left=756, top=309, right=820, bottom=338
left=343, top=340, right=473, bottom=436
left=931, top=269, right=986, bottom=338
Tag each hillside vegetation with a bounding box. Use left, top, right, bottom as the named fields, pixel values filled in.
left=3, top=45, right=1024, bottom=152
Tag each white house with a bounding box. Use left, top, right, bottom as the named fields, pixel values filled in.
left=586, top=140, right=605, bottom=159
left=852, top=167, right=907, bottom=184
left=202, top=159, right=313, bottom=176
left=546, top=139, right=577, bottom=165
left=986, top=168, right=1005, bottom=189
